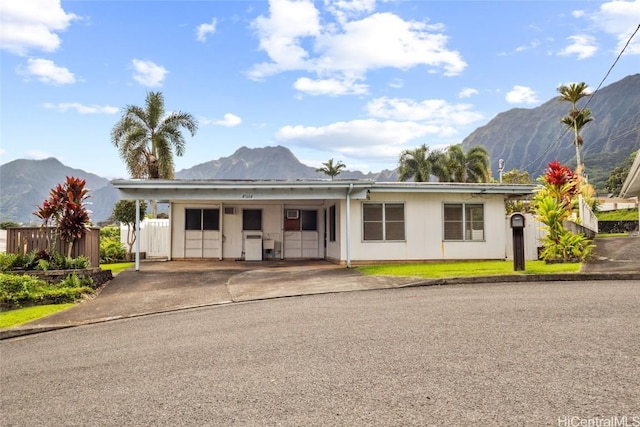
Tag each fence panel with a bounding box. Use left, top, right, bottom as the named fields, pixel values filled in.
left=120, top=219, right=170, bottom=258
left=5, top=227, right=100, bottom=267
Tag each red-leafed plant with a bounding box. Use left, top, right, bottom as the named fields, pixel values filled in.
left=34, top=176, right=91, bottom=257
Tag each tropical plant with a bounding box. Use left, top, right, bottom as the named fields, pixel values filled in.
left=316, top=158, right=346, bottom=180
left=112, top=200, right=147, bottom=255
left=533, top=161, right=594, bottom=262
left=398, top=144, right=432, bottom=182
left=0, top=221, right=20, bottom=229
left=557, top=82, right=593, bottom=171
left=443, top=145, right=491, bottom=183
left=111, top=91, right=198, bottom=217
left=34, top=176, right=91, bottom=258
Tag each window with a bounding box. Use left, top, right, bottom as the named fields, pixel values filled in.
left=329, top=205, right=336, bottom=242
left=443, top=203, right=484, bottom=241
left=284, top=209, right=318, bottom=231
left=243, top=209, right=262, bottom=231
left=363, top=203, right=405, bottom=241
left=185, top=208, right=219, bottom=231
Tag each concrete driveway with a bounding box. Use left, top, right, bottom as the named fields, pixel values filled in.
left=3, top=235, right=638, bottom=339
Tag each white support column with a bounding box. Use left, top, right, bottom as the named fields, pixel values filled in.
left=135, top=199, right=140, bottom=272
left=346, top=184, right=353, bottom=268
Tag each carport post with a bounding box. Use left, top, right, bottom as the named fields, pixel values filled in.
left=135, top=199, right=140, bottom=271
left=346, top=184, right=353, bottom=268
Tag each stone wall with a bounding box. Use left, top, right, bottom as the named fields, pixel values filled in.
left=598, top=221, right=639, bottom=234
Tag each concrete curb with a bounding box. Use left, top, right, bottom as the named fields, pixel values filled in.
left=2, top=272, right=639, bottom=341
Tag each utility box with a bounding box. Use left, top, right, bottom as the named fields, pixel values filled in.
left=244, top=234, right=263, bottom=261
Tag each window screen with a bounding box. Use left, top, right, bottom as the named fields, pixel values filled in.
left=363, top=203, right=404, bottom=241
left=444, top=203, right=484, bottom=241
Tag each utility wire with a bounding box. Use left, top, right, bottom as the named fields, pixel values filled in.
left=505, top=23, right=640, bottom=181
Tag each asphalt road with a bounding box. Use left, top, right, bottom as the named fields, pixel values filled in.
left=2, top=280, right=639, bottom=427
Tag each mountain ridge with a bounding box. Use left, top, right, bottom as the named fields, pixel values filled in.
left=2, top=73, right=638, bottom=224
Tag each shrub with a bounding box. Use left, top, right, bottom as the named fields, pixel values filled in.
left=0, top=253, right=20, bottom=272
left=100, top=238, right=126, bottom=264
left=0, top=272, right=94, bottom=309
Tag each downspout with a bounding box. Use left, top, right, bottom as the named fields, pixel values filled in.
left=219, top=203, right=224, bottom=261
left=135, top=198, right=140, bottom=272
left=346, top=183, right=355, bottom=268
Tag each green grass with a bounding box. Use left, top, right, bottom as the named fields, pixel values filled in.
left=0, top=304, right=74, bottom=328
left=0, top=264, right=132, bottom=329
left=357, top=260, right=580, bottom=278
left=596, top=233, right=629, bottom=238
left=596, top=208, right=638, bottom=221
left=101, top=262, right=134, bottom=275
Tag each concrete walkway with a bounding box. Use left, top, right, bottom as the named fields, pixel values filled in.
left=2, top=236, right=638, bottom=340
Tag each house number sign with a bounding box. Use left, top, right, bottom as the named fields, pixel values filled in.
left=242, top=194, right=254, bottom=199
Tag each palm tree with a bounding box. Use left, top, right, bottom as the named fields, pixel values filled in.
left=557, top=82, right=593, bottom=171
left=111, top=91, right=198, bottom=217
left=316, top=158, right=346, bottom=180
left=398, top=144, right=432, bottom=182
left=111, top=91, right=198, bottom=180
left=444, top=144, right=491, bottom=183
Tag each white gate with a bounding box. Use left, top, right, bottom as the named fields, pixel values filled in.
left=121, top=219, right=170, bottom=259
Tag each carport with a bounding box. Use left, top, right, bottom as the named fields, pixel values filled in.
left=112, top=179, right=372, bottom=270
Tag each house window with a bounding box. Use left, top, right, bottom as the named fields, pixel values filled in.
left=243, top=209, right=262, bottom=231
left=284, top=210, right=318, bottom=231
left=443, top=203, right=484, bottom=241
left=185, top=208, right=219, bottom=231
left=363, top=203, right=405, bottom=241
left=329, top=205, right=336, bottom=242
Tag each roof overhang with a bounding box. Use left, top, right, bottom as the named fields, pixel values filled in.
left=111, top=179, right=538, bottom=202
left=369, top=182, right=538, bottom=196
left=620, top=150, right=640, bottom=197
left=111, top=179, right=373, bottom=201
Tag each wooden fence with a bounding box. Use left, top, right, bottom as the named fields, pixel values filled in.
left=5, top=227, right=101, bottom=267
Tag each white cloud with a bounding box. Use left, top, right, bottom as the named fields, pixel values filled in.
left=325, top=0, right=376, bottom=24
left=196, top=18, right=217, bottom=42
left=276, top=119, right=442, bottom=159
left=366, top=97, right=484, bottom=127
left=0, top=0, right=78, bottom=55
left=558, top=34, right=598, bottom=59
left=249, top=1, right=466, bottom=94
left=43, top=102, right=119, bottom=114
left=572, top=9, right=586, bottom=18
left=20, top=58, right=75, bottom=85
left=458, top=88, right=479, bottom=98
left=591, top=0, right=640, bottom=54
left=26, top=149, right=51, bottom=160
left=216, top=113, right=242, bottom=127
left=505, top=85, right=539, bottom=104
left=293, top=76, right=368, bottom=96
left=132, top=59, right=168, bottom=87
left=388, top=78, right=404, bottom=89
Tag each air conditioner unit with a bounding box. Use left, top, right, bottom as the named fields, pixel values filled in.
left=286, top=209, right=299, bottom=219
left=224, top=207, right=236, bottom=215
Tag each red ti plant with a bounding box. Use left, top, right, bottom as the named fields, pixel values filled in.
left=34, top=176, right=91, bottom=257
left=541, top=161, right=580, bottom=207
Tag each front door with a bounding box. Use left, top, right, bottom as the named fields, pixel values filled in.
left=222, top=207, right=242, bottom=259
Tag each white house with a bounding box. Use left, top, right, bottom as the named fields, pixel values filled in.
left=112, top=179, right=536, bottom=267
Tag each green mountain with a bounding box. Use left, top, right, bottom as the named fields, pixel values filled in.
left=2, top=74, right=638, bottom=224
left=461, top=74, right=640, bottom=189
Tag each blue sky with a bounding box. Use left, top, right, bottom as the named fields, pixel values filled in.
left=1, top=0, right=639, bottom=179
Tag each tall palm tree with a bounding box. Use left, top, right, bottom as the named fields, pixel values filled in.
left=557, top=82, right=592, bottom=172
left=111, top=91, right=198, bottom=180
left=398, top=144, right=432, bottom=182
left=444, top=144, right=491, bottom=183
left=316, top=158, right=346, bottom=180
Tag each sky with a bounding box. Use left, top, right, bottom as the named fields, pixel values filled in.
left=1, top=0, right=639, bottom=180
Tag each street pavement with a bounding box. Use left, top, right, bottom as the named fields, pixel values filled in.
left=1, top=236, right=638, bottom=339
left=1, top=280, right=638, bottom=426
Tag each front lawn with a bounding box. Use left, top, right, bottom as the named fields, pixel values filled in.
left=357, top=260, right=581, bottom=278
left=0, top=304, right=74, bottom=328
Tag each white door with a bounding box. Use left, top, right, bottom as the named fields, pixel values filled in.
left=222, top=209, right=242, bottom=259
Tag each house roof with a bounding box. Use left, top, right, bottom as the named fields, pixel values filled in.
left=111, top=179, right=537, bottom=201
left=621, top=150, right=640, bottom=198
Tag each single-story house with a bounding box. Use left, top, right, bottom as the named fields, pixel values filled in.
left=112, top=179, right=536, bottom=267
